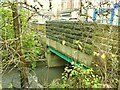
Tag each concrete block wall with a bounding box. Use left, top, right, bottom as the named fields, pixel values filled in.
left=46, top=20, right=119, bottom=66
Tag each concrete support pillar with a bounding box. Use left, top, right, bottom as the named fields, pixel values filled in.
left=45, top=51, right=67, bottom=67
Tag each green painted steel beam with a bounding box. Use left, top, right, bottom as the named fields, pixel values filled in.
left=47, top=46, right=88, bottom=70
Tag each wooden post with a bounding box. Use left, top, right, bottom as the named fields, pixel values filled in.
left=49, top=0, right=52, bottom=11
left=79, top=0, right=82, bottom=14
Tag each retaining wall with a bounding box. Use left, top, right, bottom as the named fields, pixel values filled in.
left=46, top=21, right=119, bottom=66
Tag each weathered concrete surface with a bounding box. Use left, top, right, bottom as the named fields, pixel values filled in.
left=45, top=51, right=67, bottom=67
left=46, top=38, right=93, bottom=66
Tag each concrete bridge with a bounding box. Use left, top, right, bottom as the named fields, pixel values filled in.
left=43, top=21, right=118, bottom=68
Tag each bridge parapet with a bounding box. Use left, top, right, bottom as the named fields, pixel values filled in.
left=46, top=20, right=118, bottom=67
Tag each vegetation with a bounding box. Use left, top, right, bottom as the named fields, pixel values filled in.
left=50, top=50, right=119, bottom=88
left=50, top=64, right=102, bottom=88
left=1, top=1, right=45, bottom=88
left=0, top=0, right=119, bottom=89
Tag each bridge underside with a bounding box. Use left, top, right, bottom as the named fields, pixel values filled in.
left=46, top=38, right=92, bottom=68
left=46, top=46, right=88, bottom=70
left=45, top=48, right=67, bottom=67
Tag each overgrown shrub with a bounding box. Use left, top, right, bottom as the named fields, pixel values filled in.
left=1, top=6, right=44, bottom=69
left=50, top=64, right=102, bottom=88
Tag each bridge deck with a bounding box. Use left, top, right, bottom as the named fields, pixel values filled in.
left=48, top=46, right=88, bottom=70
left=46, top=38, right=92, bottom=66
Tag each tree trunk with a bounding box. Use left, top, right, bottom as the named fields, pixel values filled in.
left=11, top=3, right=29, bottom=89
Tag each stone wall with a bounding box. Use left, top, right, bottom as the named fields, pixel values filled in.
left=46, top=21, right=119, bottom=65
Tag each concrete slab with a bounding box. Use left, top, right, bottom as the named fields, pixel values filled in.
left=46, top=38, right=93, bottom=66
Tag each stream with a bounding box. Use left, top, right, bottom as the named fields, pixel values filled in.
left=2, top=60, right=65, bottom=88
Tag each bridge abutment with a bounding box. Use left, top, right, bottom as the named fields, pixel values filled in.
left=45, top=51, right=67, bottom=67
